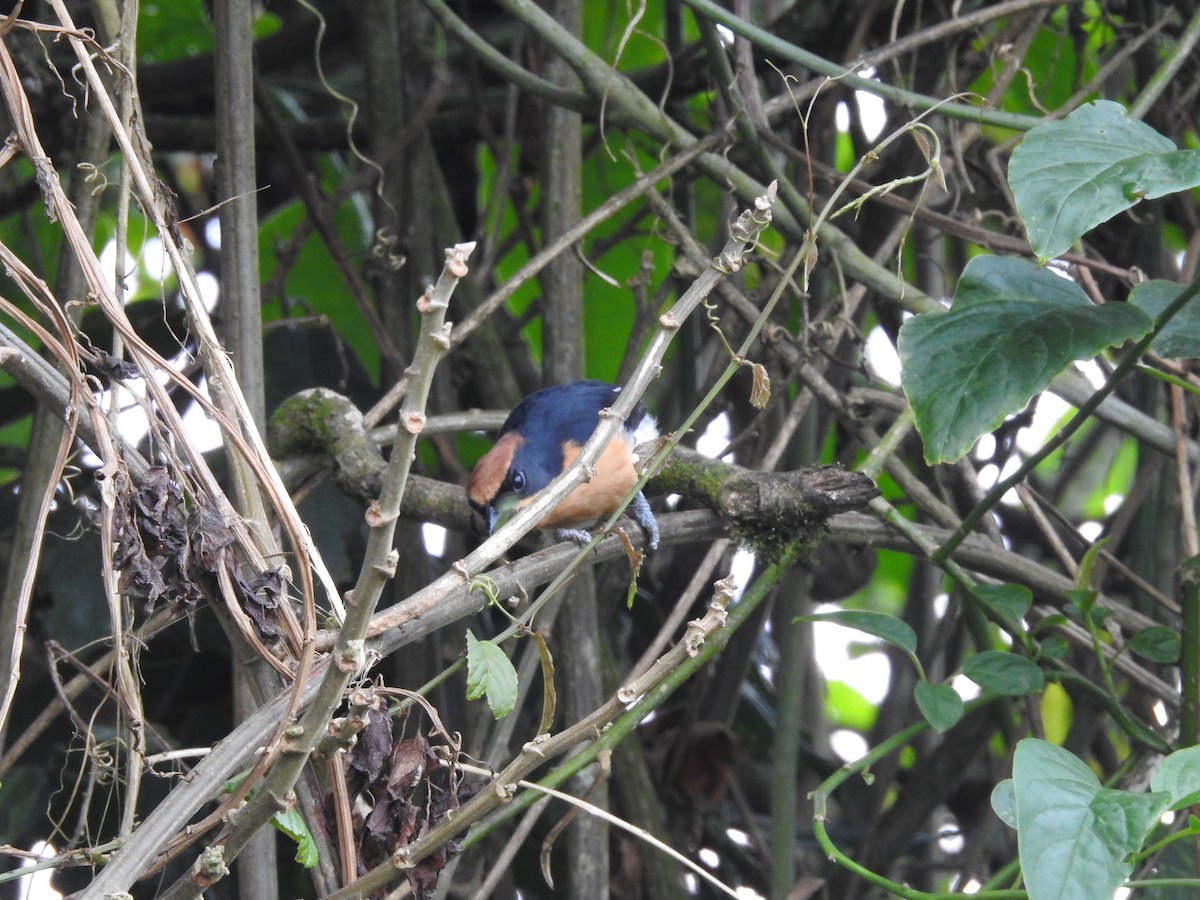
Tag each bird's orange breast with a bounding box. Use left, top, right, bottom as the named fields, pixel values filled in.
left=535, top=436, right=640, bottom=529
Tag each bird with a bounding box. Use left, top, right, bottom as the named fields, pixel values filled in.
left=466, top=380, right=661, bottom=549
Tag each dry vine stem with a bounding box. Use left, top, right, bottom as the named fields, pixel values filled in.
left=0, top=10, right=332, bottom=845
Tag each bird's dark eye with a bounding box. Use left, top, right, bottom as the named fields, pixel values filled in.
left=510, top=470, right=526, bottom=491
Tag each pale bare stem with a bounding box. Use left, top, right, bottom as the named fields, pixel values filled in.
left=0, top=282, right=82, bottom=738
left=0, top=28, right=328, bottom=872
left=152, top=243, right=475, bottom=899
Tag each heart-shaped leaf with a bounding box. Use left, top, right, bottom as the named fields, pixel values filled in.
left=1012, top=739, right=1170, bottom=900
left=900, top=256, right=1150, bottom=463
left=1010, top=100, right=1200, bottom=261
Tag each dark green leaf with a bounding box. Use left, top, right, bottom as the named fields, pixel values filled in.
left=1128, top=626, right=1180, bottom=663
left=797, top=610, right=916, bottom=655
left=1037, top=635, right=1070, bottom=660
left=1013, top=739, right=1170, bottom=900
left=1129, top=281, right=1200, bottom=358
left=465, top=630, right=519, bottom=719
left=914, top=681, right=963, bottom=732
left=1009, top=100, right=1200, bottom=261
left=899, top=256, right=1151, bottom=463
left=962, top=651, right=1044, bottom=696
left=972, top=583, right=1033, bottom=623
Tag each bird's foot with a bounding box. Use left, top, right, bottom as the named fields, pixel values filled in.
left=630, top=492, right=660, bottom=550
left=554, top=528, right=595, bottom=547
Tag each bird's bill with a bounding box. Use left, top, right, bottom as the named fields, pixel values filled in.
left=488, top=493, right=523, bottom=533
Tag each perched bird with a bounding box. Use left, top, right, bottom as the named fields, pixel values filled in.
left=466, top=380, right=660, bottom=549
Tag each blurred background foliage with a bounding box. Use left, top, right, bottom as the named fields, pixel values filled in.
left=0, top=0, right=1198, bottom=898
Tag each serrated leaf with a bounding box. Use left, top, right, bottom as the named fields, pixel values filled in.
left=1013, top=739, right=1170, bottom=900
left=798, top=610, right=916, bottom=655
left=991, top=779, right=1017, bottom=828
left=914, top=681, right=963, bottom=732
left=1151, top=746, right=1200, bottom=810
left=465, top=630, right=519, bottom=719
left=899, top=256, right=1151, bottom=463
left=1009, top=100, right=1200, bottom=261
left=972, top=583, right=1033, bottom=623
left=1128, top=625, right=1180, bottom=663
left=962, top=651, right=1044, bottom=696
left=272, top=808, right=319, bottom=868
left=1129, top=280, right=1200, bottom=358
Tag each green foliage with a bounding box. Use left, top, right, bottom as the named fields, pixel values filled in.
left=913, top=681, right=964, bottom=732
left=1150, top=746, right=1200, bottom=810
left=962, top=651, right=1045, bottom=696
left=971, top=583, right=1033, bottom=625
left=465, top=630, right=519, bottom=719
left=899, top=255, right=1151, bottom=463
left=996, top=739, right=1174, bottom=900
left=137, top=0, right=214, bottom=62
left=1128, top=626, right=1181, bottom=664
left=797, top=609, right=916, bottom=656
left=259, top=199, right=380, bottom=381
left=271, top=808, right=319, bottom=868
left=1009, top=101, right=1200, bottom=262
left=1130, top=280, right=1200, bottom=358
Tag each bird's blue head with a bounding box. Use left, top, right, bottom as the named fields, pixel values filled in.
left=466, top=381, right=656, bottom=536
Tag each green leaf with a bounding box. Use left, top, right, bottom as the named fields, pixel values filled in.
left=797, top=610, right=916, bottom=655
left=1012, top=739, right=1170, bottom=900
left=914, top=681, right=963, bottom=732
left=1129, top=280, right=1200, bottom=358
left=1037, top=635, right=1070, bottom=660
left=271, top=808, right=319, bottom=868
left=1009, top=100, right=1200, bottom=261
left=962, top=651, right=1044, bottom=696
left=972, top=583, right=1033, bottom=623
left=1128, top=625, right=1180, bottom=663
left=899, top=256, right=1151, bottom=463
left=1150, top=746, right=1200, bottom=810
left=465, top=630, right=519, bottom=719
left=991, top=778, right=1017, bottom=828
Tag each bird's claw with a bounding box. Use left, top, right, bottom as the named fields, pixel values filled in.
left=554, top=528, right=595, bottom=547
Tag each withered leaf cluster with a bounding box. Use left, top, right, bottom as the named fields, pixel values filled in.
left=111, top=465, right=204, bottom=612
left=345, top=706, right=464, bottom=899
left=109, top=466, right=286, bottom=639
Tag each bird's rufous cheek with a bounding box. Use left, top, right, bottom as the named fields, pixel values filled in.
left=466, top=431, right=523, bottom=507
